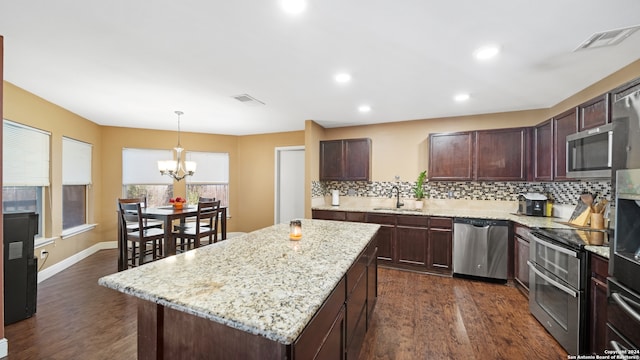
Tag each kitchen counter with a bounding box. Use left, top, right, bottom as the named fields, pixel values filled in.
left=312, top=199, right=610, bottom=257
left=99, top=219, right=380, bottom=345
left=312, top=203, right=568, bottom=229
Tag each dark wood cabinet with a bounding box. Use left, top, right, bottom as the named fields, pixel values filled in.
left=320, top=138, right=371, bottom=181
left=428, top=132, right=474, bottom=181
left=475, top=127, right=529, bottom=181
left=313, top=210, right=452, bottom=275
left=312, top=210, right=365, bottom=223
left=611, top=77, right=640, bottom=103
left=553, top=109, right=578, bottom=180
left=396, top=216, right=429, bottom=268
left=534, top=120, right=553, bottom=181
left=429, top=128, right=528, bottom=182
left=366, top=213, right=395, bottom=266
left=513, top=224, right=531, bottom=295
left=588, top=253, right=608, bottom=355
left=578, top=94, right=610, bottom=131
left=427, top=217, right=453, bottom=273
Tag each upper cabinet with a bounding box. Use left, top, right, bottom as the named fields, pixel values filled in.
left=428, top=132, right=474, bottom=181
left=553, top=109, right=578, bottom=180
left=476, top=127, right=529, bottom=181
left=534, top=120, right=553, bottom=181
left=578, top=93, right=610, bottom=131
left=320, top=138, right=371, bottom=181
left=611, top=77, right=640, bottom=103
left=429, top=128, right=528, bottom=181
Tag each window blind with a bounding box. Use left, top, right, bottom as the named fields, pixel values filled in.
left=63, top=137, right=92, bottom=185
left=186, top=151, right=229, bottom=184
left=122, top=148, right=173, bottom=185
left=3, top=120, right=51, bottom=186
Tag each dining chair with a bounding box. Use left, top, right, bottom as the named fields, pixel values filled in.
left=118, top=198, right=166, bottom=267
left=173, top=200, right=221, bottom=251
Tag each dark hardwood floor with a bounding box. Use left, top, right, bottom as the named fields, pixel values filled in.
left=3, top=250, right=567, bottom=359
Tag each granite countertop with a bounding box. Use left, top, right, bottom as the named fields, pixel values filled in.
left=312, top=203, right=610, bottom=258
left=99, top=219, right=380, bottom=344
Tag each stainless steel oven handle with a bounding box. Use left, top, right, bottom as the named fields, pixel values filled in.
left=611, top=292, right=640, bottom=324
left=610, top=340, right=627, bottom=353
left=531, top=234, right=578, bottom=258
left=527, top=261, right=578, bottom=298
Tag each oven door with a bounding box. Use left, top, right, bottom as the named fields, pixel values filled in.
left=529, top=232, right=583, bottom=289
left=528, top=261, right=584, bottom=355
left=607, top=277, right=640, bottom=350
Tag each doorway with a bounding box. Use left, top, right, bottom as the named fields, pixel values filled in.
left=275, top=146, right=305, bottom=224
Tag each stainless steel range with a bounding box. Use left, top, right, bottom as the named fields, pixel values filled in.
left=528, top=227, right=610, bottom=355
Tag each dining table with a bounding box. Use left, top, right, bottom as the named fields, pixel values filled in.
left=117, top=205, right=227, bottom=271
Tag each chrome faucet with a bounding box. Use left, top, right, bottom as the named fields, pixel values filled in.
left=390, top=186, right=404, bottom=209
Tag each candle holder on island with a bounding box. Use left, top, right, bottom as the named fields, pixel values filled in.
left=289, top=220, right=302, bottom=240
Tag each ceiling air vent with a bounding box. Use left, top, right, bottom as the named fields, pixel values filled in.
left=575, top=25, right=640, bottom=51
left=232, top=94, right=265, bottom=106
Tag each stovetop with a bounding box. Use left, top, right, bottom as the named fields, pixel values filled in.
left=533, top=227, right=612, bottom=250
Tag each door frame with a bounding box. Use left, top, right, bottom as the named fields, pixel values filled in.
left=274, top=146, right=305, bottom=225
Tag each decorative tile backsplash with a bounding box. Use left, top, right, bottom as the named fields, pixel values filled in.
left=313, top=180, right=611, bottom=206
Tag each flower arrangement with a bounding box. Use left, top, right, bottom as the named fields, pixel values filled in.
left=170, top=196, right=186, bottom=209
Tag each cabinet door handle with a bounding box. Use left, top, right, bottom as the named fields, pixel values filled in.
left=611, top=292, right=640, bottom=324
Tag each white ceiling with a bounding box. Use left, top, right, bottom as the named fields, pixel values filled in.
left=1, top=1, right=640, bottom=135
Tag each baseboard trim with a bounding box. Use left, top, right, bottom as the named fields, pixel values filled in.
left=37, top=241, right=118, bottom=283
left=0, top=338, right=8, bottom=357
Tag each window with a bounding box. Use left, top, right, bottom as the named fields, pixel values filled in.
left=122, top=148, right=173, bottom=208
left=185, top=152, right=229, bottom=207
left=62, top=137, right=92, bottom=230
left=2, top=120, right=50, bottom=237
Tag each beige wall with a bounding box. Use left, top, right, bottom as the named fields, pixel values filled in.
left=236, top=131, right=305, bottom=231
left=3, top=82, right=103, bottom=268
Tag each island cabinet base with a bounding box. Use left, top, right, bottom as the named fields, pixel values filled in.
left=136, top=238, right=378, bottom=360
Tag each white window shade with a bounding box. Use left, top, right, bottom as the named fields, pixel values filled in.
left=186, top=152, right=229, bottom=184
left=3, top=120, right=51, bottom=186
left=123, top=148, right=173, bottom=185
left=63, top=137, right=92, bottom=185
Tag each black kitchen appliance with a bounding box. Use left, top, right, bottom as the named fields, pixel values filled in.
left=607, top=168, right=640, bottom=351
left=3, top=212, right=38, bottom=325
left=518, top=193, right=547, bottom=217
left=528, top=227, right=611, bottom=355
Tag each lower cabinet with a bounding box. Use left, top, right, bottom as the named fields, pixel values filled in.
left=428, top=217, right=453, bottom=273
left=588, top=253, right=608, bottom=355
left=312, top=210, right=453, bottom=275
left=293, top=238, right=377, bottom=360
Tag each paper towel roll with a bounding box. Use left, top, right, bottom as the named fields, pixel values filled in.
left=331, top=190, right=340, bottom=206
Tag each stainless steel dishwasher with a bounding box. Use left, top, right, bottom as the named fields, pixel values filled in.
left=453, top=218, right=509, bottom=281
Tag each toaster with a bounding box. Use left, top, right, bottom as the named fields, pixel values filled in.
left=518, top=193, right=547, bottom=217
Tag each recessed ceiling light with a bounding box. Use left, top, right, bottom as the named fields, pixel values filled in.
left=281, top=0, right=307, bottom=14
left=358, top=105, right=371, bottom=113
left=335, top=73, right=352, bottom=83
left=454, top=93, right=470, bottom=102
left=474, top=45, right=500, bottom=60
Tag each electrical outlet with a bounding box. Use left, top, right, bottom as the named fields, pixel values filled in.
left=40, top=249, right=48, bottom=259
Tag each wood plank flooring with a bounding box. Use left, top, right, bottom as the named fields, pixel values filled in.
left=3, top=250, right=567, bottom=359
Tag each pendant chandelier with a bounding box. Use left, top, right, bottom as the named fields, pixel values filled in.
left=157, top=111, right=197, bottom=181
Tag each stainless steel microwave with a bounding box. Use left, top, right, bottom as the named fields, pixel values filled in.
left=566, top=123, right=613, bottom=178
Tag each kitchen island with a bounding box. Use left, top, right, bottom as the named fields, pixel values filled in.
left=99, top=219, right=380, bottom=360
